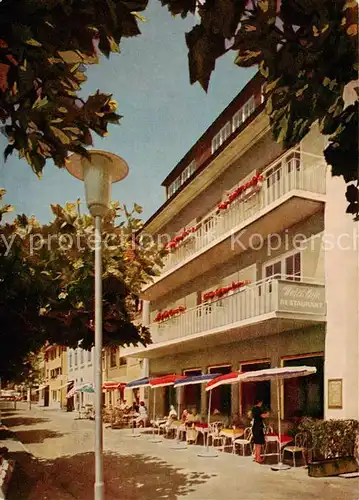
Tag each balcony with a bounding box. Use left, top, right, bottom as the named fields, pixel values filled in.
left=126, top=277, right=326, bottom=359
left=142, top=152, right=326, bottom=301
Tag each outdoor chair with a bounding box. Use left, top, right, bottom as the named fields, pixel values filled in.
left=282, top=432, right=307, bottom=467
left=207, top=422, right=224, bottom=449
left=186, top=424, right=199, bottom=445
left=233, top=427, right=253, bottom=456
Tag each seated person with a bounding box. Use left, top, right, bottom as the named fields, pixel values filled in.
left=160, top=405, right=178, bottom=433
left=134, top=401, right=148, bottom=427
left=118, top=399, right=129, bottom=411
left=186, top=408, right=200, bottom=425
left=181, top=409, right=189, bottom=423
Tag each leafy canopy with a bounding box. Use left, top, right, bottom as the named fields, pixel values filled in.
left=0, top=190, right=164, bottom=382
left=0, top=0, right=358, bottom=214
left=160, top=0, right=359, bottom=216
left=0, top=0, right=148, bottom=174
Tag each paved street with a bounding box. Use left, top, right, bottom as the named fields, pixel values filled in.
left=0, top=404, right=358, bottom=500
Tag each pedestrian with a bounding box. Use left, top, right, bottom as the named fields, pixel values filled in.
left=251, top=399, right=270, bottom=463
left=135, top=401, right=148, bottom=427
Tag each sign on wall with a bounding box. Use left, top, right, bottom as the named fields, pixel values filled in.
left=328, top=378, right=343, bottom=409
left=277, top=281, right=326, bottom=316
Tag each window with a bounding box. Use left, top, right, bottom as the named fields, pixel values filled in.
left=283, top=355, right=324, bottom=419
left=69, top=352, right=72, bottom=368
left=211, top=121, right=231, bottom=154
left=232, top=109, right=243, bottom=132
left=110, top=347, right=117, bottom=368
left=232, top=96, right=256, bottom=132
left=167, top=160, right=197, bottom=199
left=88, top=349, right=92, bottom=363
left=181, top=160, right=196, bottom=184
left=266, top=163, right=281, bottom=188
left=265, top=252, right=301, bottom=281
left=80, top=349, right=84, bottom=365
left=119, top=357, right=127, bottom=366
left=285, top=253, right=301, bottom=281
left=52, top=390, right=57, bottom=401
left=242, top=96, right=255, bottom=121
left=286, top=150, right=301, bottom=173
left=74, top=350, right=78, bottom=366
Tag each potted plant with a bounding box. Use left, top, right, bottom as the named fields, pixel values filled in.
left=298, top=418, right=359, bottom=477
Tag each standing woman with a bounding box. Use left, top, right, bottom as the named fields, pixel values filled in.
left=251, top=400, right=270, bottom=463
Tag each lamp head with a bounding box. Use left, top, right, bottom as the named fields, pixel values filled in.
left=65, top=149, right=129, bottom=217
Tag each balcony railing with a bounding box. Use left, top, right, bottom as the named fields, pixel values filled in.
left=150, top=277, right=326, bottom=344
left=161, top=153, right=326, bottom=274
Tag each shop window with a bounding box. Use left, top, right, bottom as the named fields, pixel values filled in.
left=164, top=386, right=176, bottom=415
left=283, top=355, right=324, bottom=419
left=240, top=361, right=271, bottom=415
left=208, top=365, right=232, bottom=416
left=183, top=369, right=202, bottom=413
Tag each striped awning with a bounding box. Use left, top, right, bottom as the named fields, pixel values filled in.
left=102, top=382, right=126, bottom=391
left=206, top=372, right=242, bottom=391
left=126, top=377, right=151, bottom=389
left=236, top=366, right=317, bottom=383
left=66, top=382, right=93, bottom=399
left=174, top=373, right=220, bottom=388
left=149, top=374, right=185, bottom=388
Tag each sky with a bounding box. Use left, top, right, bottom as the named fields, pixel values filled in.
left=0, top=2, right=256, bottom=224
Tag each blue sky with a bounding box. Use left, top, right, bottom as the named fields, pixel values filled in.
left=0, top=2, right=256, bottom=224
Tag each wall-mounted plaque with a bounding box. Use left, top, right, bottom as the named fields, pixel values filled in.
left=328, top=379, right=343, bottom=409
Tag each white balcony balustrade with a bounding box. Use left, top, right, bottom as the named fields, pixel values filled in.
left=150, top=277, right=326, bottom=345
left=161, top=153, right=326, bottom=274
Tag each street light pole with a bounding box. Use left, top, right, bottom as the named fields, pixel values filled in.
left=94, top=214, right=104, bottom=498
left=66, top=150, right=128, bottom=500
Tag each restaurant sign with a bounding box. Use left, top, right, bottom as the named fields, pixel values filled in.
left=277, top=281, right=326, bottom=316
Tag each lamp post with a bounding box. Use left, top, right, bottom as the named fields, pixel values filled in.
left=66, top=150, right=128, bottom=500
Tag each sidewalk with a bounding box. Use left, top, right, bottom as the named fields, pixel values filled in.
left=1, top=406, right=359, bottom=500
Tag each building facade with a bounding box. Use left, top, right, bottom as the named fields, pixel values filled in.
left=67, top=346, right=95, bottom=409
left=102, top=346, right=143, bottom=406
left=40, top=345, right=68, bottom=409
left=124, top=73, right=359, bottom=423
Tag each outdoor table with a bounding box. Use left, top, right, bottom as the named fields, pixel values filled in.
left=264, top=434, right=293, bottom=457
left=220, top=428, right=245, bottom=451
left=220, top=428, right=245, bottom=439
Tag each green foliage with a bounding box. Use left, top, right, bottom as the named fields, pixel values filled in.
left=160, top=0, right=359, bottom=217
left=0, top=0, right=148, bottom=174
left=0, top=189, right=164, bottom=382
left=298, top=417, right=359, bottom=459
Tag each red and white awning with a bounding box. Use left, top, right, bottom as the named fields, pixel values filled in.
left=149, top=374, right=185, bottom=388
left=206, top=372, right=242, bottom=391
left=236, top=366, right=317, bottom=383
left=102, top=382, right=126, bottom=391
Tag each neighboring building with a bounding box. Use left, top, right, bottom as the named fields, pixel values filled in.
left=40, top=345, right=68, bottom=409
left=124, top=73, right=359, bottom=423
left=102, top=346, right=143, bottom=406
left=67, top=346, right=95, bottom=409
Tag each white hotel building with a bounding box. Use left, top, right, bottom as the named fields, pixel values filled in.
left=124, top=73, right=359, bottom=424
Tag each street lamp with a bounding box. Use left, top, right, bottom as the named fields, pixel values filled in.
left=66, top=150, right=128, bottom=500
